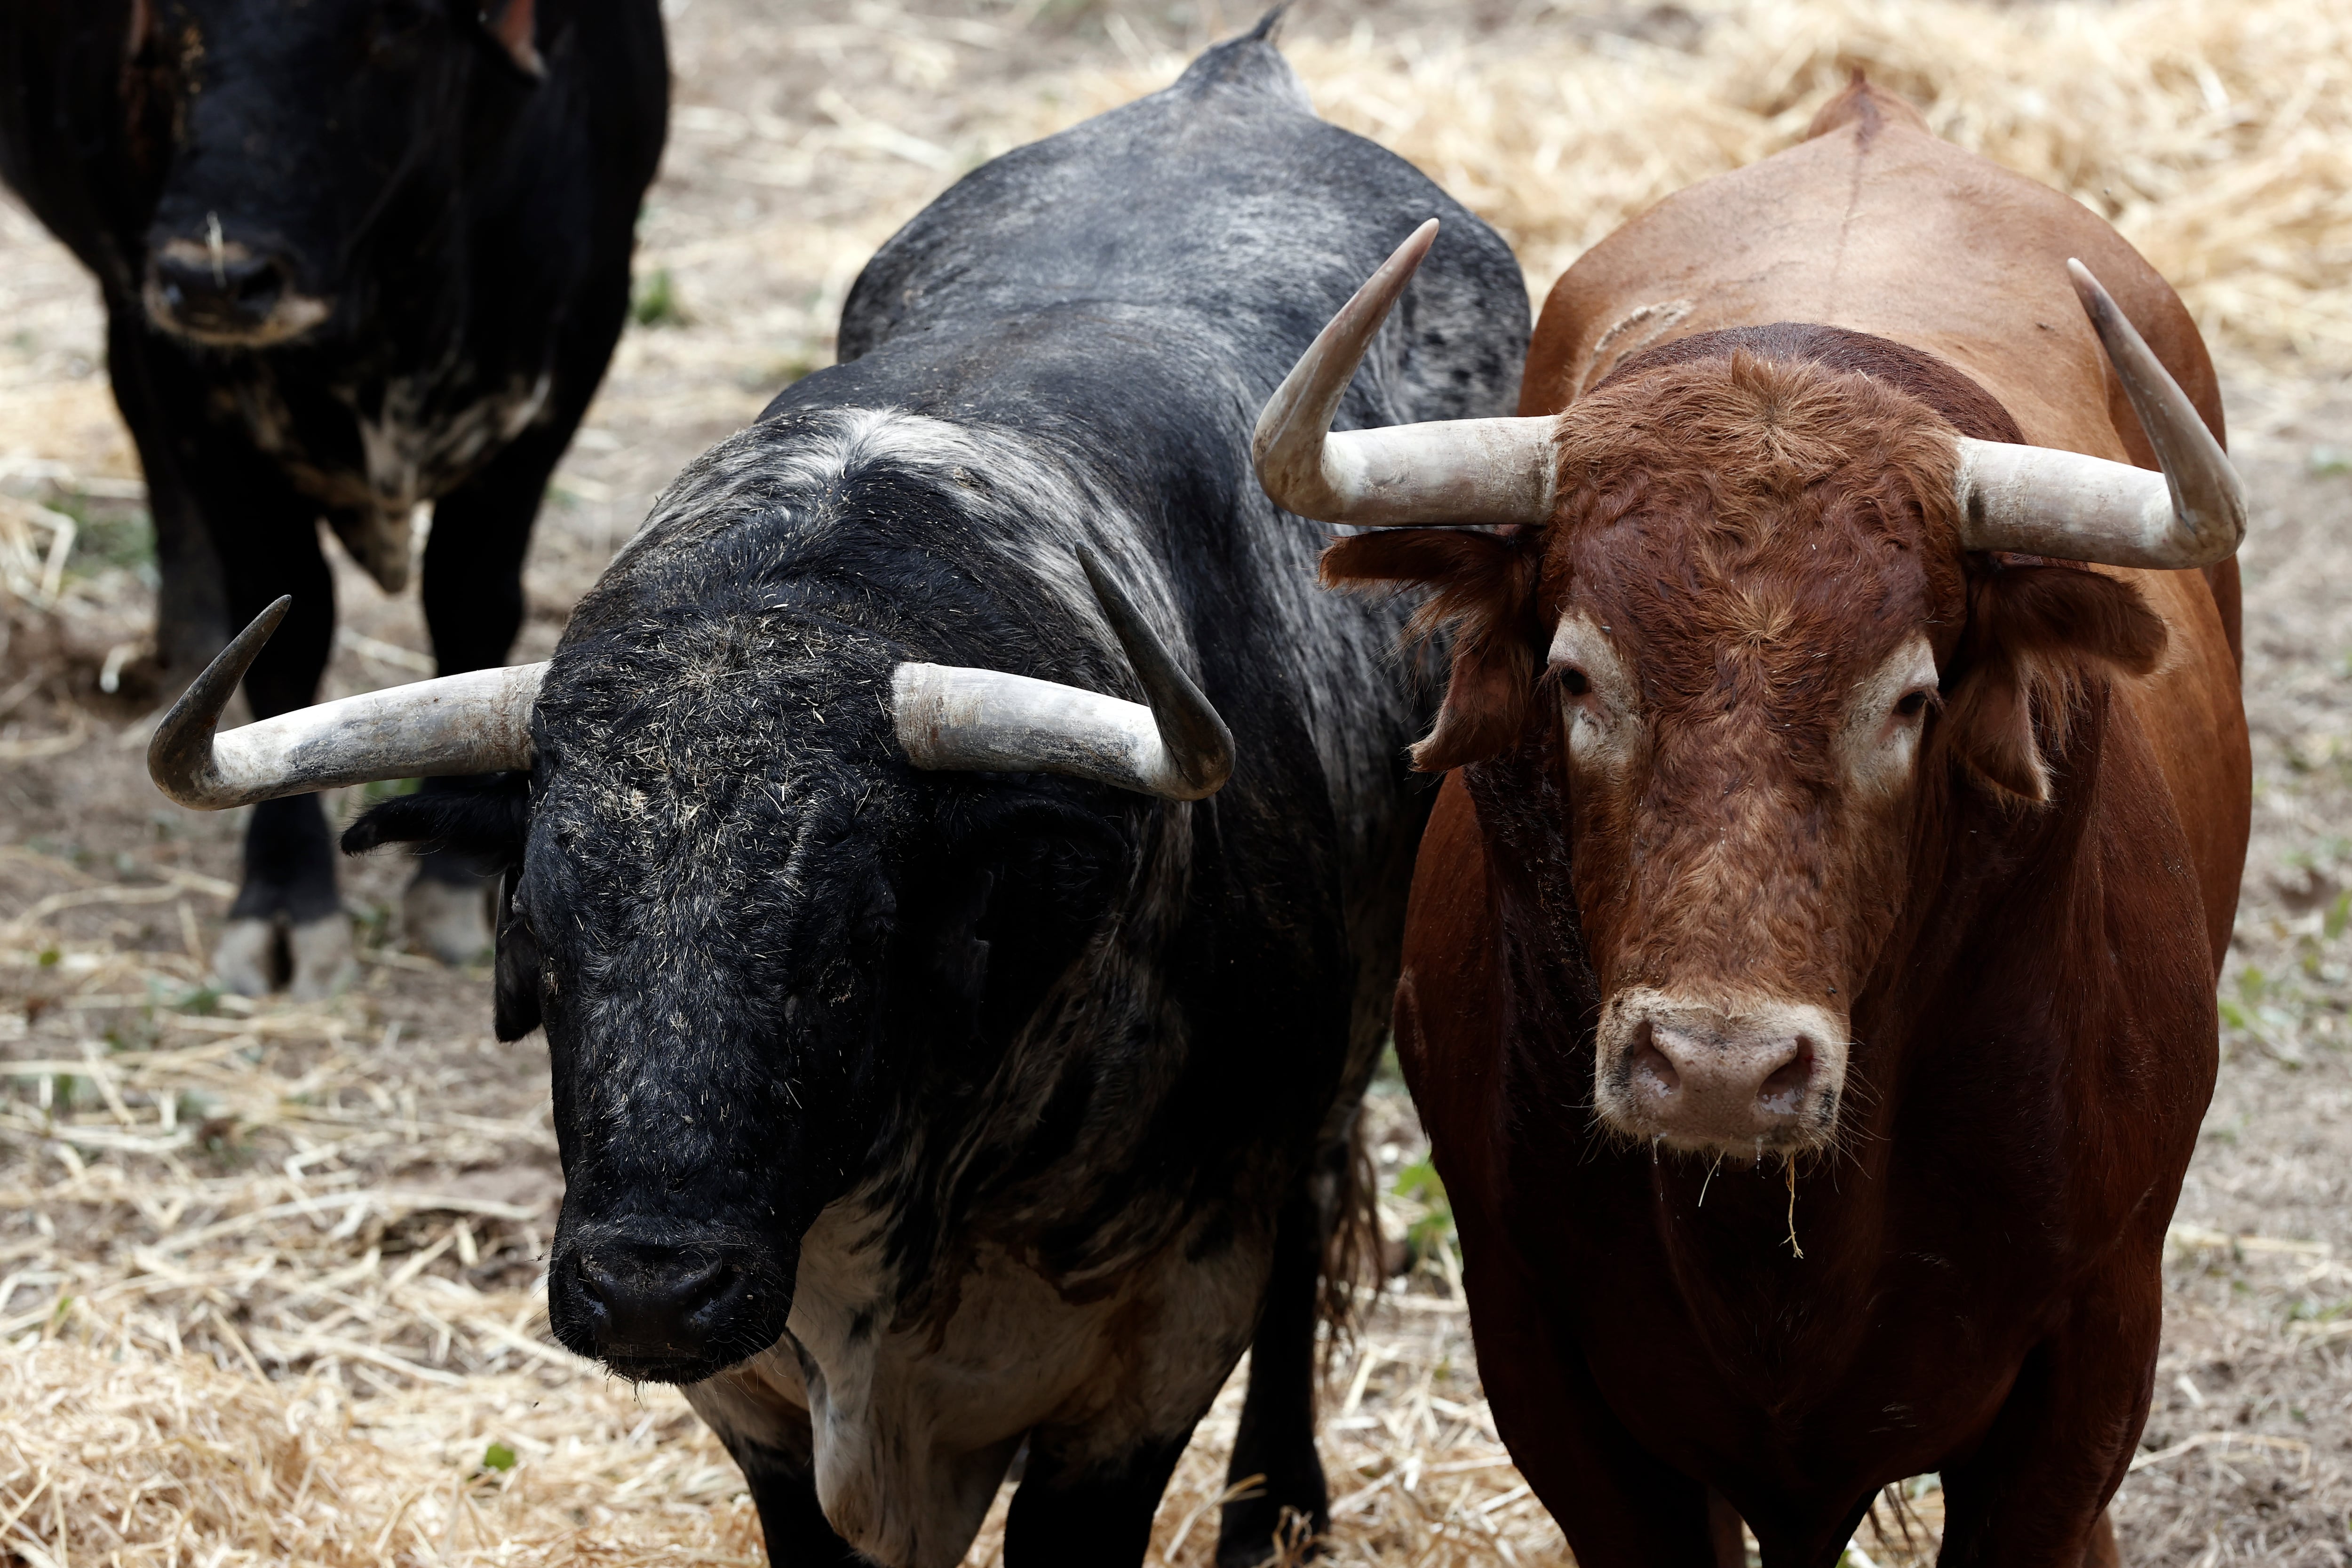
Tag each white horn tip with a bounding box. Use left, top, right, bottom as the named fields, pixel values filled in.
left=2064, top=257, right=2110, bottom=314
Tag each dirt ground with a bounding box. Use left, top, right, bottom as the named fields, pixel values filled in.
left=1, top=2, right=2348, bottom=1565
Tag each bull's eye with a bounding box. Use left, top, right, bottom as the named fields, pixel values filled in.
left=1558, top=668, right=1591, bottom=698
left=1894, top=690, right=1931, bottom=720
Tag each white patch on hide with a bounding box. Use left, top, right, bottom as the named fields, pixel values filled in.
left=222, top=365, right=553, bottom=596
left=1549, top=609, right=1647, bottom=776
left=624, top=407, right=1193, bottom=678
left=1573, top=297, right=1696, bottom=397
left=685, top=1197, right=1267, bottom=1568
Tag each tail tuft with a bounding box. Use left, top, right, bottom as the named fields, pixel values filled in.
left=1317, top=1109, right=1384, bottom=1370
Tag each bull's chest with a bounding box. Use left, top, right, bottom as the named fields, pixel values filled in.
left=1551, top=1156, right=2068, bottom=1488
left=682, top=1201, right=1265, bottom=1568
left=207, top=358, right=552, bottom=591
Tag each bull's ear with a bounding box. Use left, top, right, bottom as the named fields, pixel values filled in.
left=492, top=874, right=544, bottom=1041
left=342, top=773, right=532, bottom=868
left=479, top=0, right=545, bottom=79
left=1320, top=527, right=1544, bottom=773
left=1941, top=563, right=2167, bottom=804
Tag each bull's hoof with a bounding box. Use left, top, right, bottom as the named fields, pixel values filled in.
left=1218, top=1498, right=1324, bottom=1568
left=287, top=915, right=357, bottom=1001
left=211, top=917, right=279, bottom=997
left=404, top=875, right=492, bottom=966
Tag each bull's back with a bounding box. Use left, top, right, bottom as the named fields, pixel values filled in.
left=808, top=29, right=1526, bottom=928
left=1524, top=80, right=2249, bottom=965
left=837, top=35, right=1523, bottom=429
left=1523, top=83, right=2216, bottom=455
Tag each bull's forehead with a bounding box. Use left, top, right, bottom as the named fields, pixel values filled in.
left=1550, top=509, right=1943, bottom=724
left=526, top=624, right=915, bottom=958
left=1541, top=350, right=1972, bottom=707
left=538, top=612, right=897, bottom=779
left=532, top=771, right=882, bottom=968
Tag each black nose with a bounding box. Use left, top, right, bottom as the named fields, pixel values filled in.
left=563, top=1241, right=759, bottom=1377
left=150, top=246, right=287, bottom=335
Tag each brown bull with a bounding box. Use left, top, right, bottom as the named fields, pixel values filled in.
left=1252, top=80, right=2250, bottom=1567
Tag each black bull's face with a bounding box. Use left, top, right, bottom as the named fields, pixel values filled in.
left=130, top=0, right=540, bottom=348
left=481, top=625, right=1129, bottom=1385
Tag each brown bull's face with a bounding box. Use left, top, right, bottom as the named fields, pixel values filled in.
left=1538, top=360, right=1970, bottom=1156
left=1549, top=558, right=1947, bottom=1157
left=1323, top=351, right=2172, bottom=1161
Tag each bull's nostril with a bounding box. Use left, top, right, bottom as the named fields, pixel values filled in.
left=1630, top=1023, right=1680, bottom=1096
left=1757, top=1040, right=1814, bottom=1111
left=678, top=1263, right=735, bottom=1318
left=234, top=263, right=282, bottom=306
left=1625, top=1018, right=1683, bottom=1098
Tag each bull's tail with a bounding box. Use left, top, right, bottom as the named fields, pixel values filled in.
left=1316, top=1106, right=1385, bottom=1372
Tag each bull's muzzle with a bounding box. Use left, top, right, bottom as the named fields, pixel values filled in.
left=548, top=1224, right=796, bottom=1385
left=1596, top=990, right=1848, bottom=1154
left=144, top=233, right=332, bottom=348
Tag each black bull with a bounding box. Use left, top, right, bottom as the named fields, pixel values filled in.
left=317, top=25, right=1526, bottom=1568
left=0, top=0, right=667, bottom=995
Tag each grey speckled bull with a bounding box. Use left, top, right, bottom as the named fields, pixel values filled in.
left=206, top=16, right=1529, bottom=1568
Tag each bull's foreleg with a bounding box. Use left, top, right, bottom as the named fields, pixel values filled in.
left=1931, top=1257, right=2161, bottom=1568
left=103, top=308, right=228, bottom=689
left=1003, top=1432, right=1191, bottom=1568
left=183, top=435, right=348, bottom=998
left=737, top=1448, right=866, bottom=1568
left=1450, top=1219, right=1727, bottom=1568
left=105, top=315, right=343, bottom=997
left=1216, top=1183, right=1332, bottom=1566
left=404, top=390, right=583, bottom=965
left=683, top=1369, right=864, bottom=1565
left=2080, top=1509, right=2122, bottom=1568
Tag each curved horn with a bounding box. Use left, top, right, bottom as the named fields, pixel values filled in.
left=150, top=597, right=543, bottom=809
left=1252, top=218, right=1559, bottom=527
left=1952, top=260, right=2246, bottom=569
left=891, top=548, right=1233, bottom=802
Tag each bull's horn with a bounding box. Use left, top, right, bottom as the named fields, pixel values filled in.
left=149, top=597, right=543, bottom=809
left=891, top=548, right=1233, bottom=802
left=1252, top=218, right=1559, bottom=527
left=1952, top=260, right=2246, bottom=569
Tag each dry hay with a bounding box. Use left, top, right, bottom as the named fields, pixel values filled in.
left=1047, top=0, right=2352, bottom=396
left=4, top=1, right=2351, bottom=1565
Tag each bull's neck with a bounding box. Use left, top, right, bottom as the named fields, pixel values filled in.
left=1459, top=725, right=1600, bottom=1105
